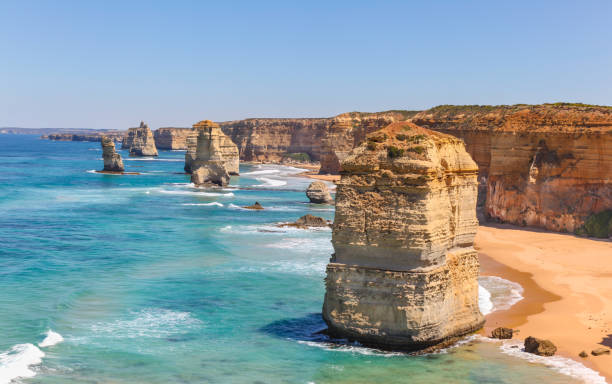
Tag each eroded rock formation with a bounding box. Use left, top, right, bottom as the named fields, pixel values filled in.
left=306, top=181, right=333, bottom=204
left=185, top=121, right=239, bottom=175
left=189, top=120, right=238, bottom=186
left=323, top=121, right=484, bottom=350
left=122, top=121, right=158, bottom=156
left=153, top=127, right=192, bottom=149
left=412, top=104, right=612, bottom=233
left=101, top=136, right=124, bottom=172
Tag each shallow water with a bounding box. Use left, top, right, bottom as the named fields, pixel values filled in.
left=0, top=135, right=602, bottom=383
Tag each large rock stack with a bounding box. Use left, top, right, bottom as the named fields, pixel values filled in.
left=122, top=121, right=158, bottom=156
left=189, top=120, right=239, bottom=186
left=101, top=136, right=124, bottom=172
left=185, top=121, right=239, bottom=175
left=323, top=121, right=484, bottom=350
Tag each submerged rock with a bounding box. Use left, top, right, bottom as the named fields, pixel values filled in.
left=101, top=136, right=124, bottom=172
left=243, top=202, right=263, bottom=210
left=491, top=327, right=513, bottom=339
left=190, top=121, right=234, bottom=187
left=280, top=214, right=331, bottom=229
left=123, top=121, right=158, bottom=156
left=306, top=181, right=333, bottom=204
left=322, top=122, right=484, bottom=351
left=185, top=120, right=239, bottom=175
left=524, top=337, right=557, bottom=356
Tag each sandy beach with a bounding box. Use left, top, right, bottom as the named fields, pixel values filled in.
left=477, top=223, right=612, bottom=381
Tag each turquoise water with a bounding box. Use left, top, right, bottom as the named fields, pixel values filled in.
left=0, top=135, right=600, bottom=383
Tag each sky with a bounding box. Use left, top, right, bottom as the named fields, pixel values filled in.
left=1, top=0, right=611, bottom=129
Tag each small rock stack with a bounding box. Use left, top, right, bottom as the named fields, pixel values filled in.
left=101, top=136, right=124, bottom=172
left=122, top=121, right=158, bottom=157
left=306, top=181, right=333, bottom=204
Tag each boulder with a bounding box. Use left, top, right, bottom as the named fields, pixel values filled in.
left=491, top=327, right=513, bottom=339
left=306, top=181, right=333, bottom=204
left=579, top=351, right=588, bottom=358
left=591, top=348, right=610, bottom=356
left=101, top=136, right=124, bottom=172
left=524, top=337, right=557, bottom=356
left=243, top=202, right=264, bottom=210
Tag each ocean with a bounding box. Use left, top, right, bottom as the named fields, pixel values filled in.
left=0, top=135, right=604, bottom=384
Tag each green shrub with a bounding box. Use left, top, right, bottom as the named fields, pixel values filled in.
left=580, top=210, right=612, bottom=238
left=283, top=152, right=311, bottom=162
left=387, top=145, right=404, bottom=158
left=396, top=134, right=408, bottom=141
left=366, top=141, right=377, bottom=151
left=410, top=134, right=427, bottom=143
left=407, top=146, right=425, bottom=154
left=368, top=133, right=387, bottom=143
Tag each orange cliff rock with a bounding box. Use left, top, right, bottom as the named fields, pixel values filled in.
left=323, top=122, right=483, bottom=350
left=412, top=104, right=612, bottom=233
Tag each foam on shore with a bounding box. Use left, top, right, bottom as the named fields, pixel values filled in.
left=0, top=344, right=45, bottom=384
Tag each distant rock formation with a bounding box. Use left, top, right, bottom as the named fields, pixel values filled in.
left=279, top=214, right=331, bottom=229
left=153, top=127, right=191, bottom=149
left=122, top=121, right=158, bottom=156
left=101, top=136, right=124, bottom=172
left=185, top=121, right=239, bottom=175
left=243, top=202, right=264, bottom=210
left=306, top=181, right=333, bottom=204
left=323, top=121, right=484, bottom=351
left=45, top=132, right=125, bottom=143
left=190, top=120, right=237, bottom=187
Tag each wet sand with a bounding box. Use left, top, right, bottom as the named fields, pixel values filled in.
left=476, top=223, right=612, bottom=381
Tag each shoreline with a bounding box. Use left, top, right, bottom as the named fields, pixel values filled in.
left=476, top=223, right=612, bottom=381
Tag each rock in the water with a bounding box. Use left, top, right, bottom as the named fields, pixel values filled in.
left=123, top=121, right=158, bottom=156
left=591, top=348, right=610, bottom=356
left=185, top=120, right=239, bottom=175
left=101, top=136, right=124, bottom=172
left=579, top=351, right=588, bottom=358
left=322, top=122, right=484, bottom=351
left=524, top=337, right=557, bottom=356
left=189, top=120, right=234, bottom=187
left=306, top=181, right=333, bottom=204
left=280, top=214, right=330, bottom=229
left=243, top=202, right=263, bottom=210
left=491, top=327, right=513, bottom=339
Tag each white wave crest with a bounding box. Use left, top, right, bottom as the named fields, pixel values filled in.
left=297, top=340, right=405, bottom=357
left=478, top=284, right=494, bottom=315
left=478, top=275, right=524, bottom=313
left=255, top=177, right=287, bottom=187
left=182, top=202, right=224, bottom=207
left=158, top=189, right=234, bottom=197
left=38, top=330, right=64, bottom=348
left=240, top=169, right=281, bottom=176
left=123, top=158, right=183, bottom=162
left=0, top=344, right=45, bottom=384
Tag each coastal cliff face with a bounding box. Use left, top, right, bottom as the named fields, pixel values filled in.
left=185, top=121, right=239, bottom=175
left=122, top=122, right=158, bottom=156
left=101, top=136, right=124, bottom=172
left=153, top=127, right=191, bottom=150
left=318, top=111, right=417, bottom=174
left=412, top=104, right=612, bottom=232
left=323, top=122, right=484, bottom=350
left=189, top=120, right=239, bottom=186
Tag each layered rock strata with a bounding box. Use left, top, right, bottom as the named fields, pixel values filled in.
left=412, top=104, right=612, bottom=232
left=101, top=136, right=124, bottom=172
left=323, top=121, right=484, bottom=350
left=122, top=121, right=158, bottom=156
left=185, top=121, right=239, bottom=175
left=189, top=120, right=238, bottom=186
left=306, top=181, right=333, bottom=204
left=153, top=127, right=191, bottom=149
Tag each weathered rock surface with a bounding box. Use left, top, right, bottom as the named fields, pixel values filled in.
left=306, top=181, right=333, bottom=204
left=185, top=121, right=239, bottom=175
left=323, top=121, right=484, bottom=350
left=280, top=214, right=330, bottom=229
left=153, top=127, right=191, bottom=149
left=491, top=327, right=513, bottom=339
left=243, top=202, right=264, bottom=210
left=524, top=336, right=557, bottom=356
left=101, top=136, right=124, bottom=172
left=189, top=120, right=234, bottom=186
left=412, top=104, right=612, bottom=233
left=122, top=121, right=158, bottom=156
left=591, top=348, right=610, bottom=356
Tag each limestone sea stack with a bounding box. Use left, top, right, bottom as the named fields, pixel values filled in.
left=122, top=121, right=158, bottom=156
left=185, top=121, right=239, bottom=175
left=190, top=120, right=238, bottom=187
left=306, top=181, right=333, bottom=204
left=101, top=136, right=124, bottom=172
left=322, top=121, right=484, bottom=351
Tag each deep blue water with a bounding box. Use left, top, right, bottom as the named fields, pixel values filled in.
left=0, top=135, right=597, bottom=383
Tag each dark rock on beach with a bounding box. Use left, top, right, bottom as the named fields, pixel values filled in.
left=524, top=336, right=557, bottom=356
left=491, top=327, right=513, bottom=339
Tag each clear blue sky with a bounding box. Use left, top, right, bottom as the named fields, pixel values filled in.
left=1, top=0, right=611, bottom=129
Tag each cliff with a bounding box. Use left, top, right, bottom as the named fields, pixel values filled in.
left=323, top=121, right=484, bottom=350
left=188, top=121, right=239, bottom=186
left=45, top=132, right=124, bottom=143
left=122, top=122, right=158, bottom=156
left=101, top=136, right=124, bottom=172
left=153, top=127, right=191, bottom=149
left=412, top=104, right=612, bottom=233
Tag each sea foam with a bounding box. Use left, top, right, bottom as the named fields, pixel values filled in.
left=0, top=343, right=45, bottom=384
left=478, top=275, right=524, bottom=313
left=39, top=330, right=64, bottom=348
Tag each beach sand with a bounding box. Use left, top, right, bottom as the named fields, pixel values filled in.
left=477, top=223, right=612, bottom=381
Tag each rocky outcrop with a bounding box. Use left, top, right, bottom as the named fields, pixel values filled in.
left=319, top=111, right=417, bottom=174
left=306, top=181, right=333, bottom=204
left=185, top=121, right=239, bottom=175
left=491, top=327, right=513, bottom=339
left=279, top=214, right=331, bottom=229
left=153, top=127, right=191, bottom=149
left=524, top=336, right=557, bottom=356
left=323, top=121, right=484, bottom=351
left=101, top=136, right=124, bottom=172
left=244, top=202, right=264, bottom=210
left=46, top=132, right=125, bottom=143
left=412, top=104, right=612, bottom=233
left=189, top=120, right=237, bottom=186
left=122, top=122, right=158, bottom=156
